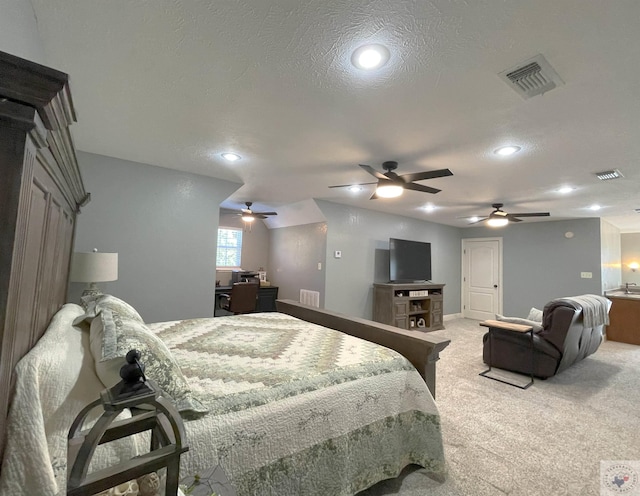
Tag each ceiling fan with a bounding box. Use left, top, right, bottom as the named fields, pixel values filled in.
left=329, top=161, right=454, bottom=199
left=468, top=203, right=550, bottom=227
left=235, top=202, right=278, bottom=222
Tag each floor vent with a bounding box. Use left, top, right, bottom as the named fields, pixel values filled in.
left=300, top=289, right=320, bottom=308
left=595, top=169, right=624, bottom=181
left=498, top=54, right=564, bottom=99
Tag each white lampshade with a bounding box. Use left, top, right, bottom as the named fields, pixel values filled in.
left=70, top=250, right=118, bottom=283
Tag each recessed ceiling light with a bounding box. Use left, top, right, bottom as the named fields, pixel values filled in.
left=589, top=204, right=601, bottom=211
left=423, top=205, right=436, bottom=212
left=494, top=145, right=521, bottom=156
left=221, top=152, right=241, bottom=162
left=348, top=185, right=363, bottom=192
left=351, top=44, right=390, bottom=70
left=558, top=186, right=575, bottom=194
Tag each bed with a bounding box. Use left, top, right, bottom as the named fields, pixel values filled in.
left=0, top=50, right=450, bottom=495
left=0, top=297, right=447, bottom=495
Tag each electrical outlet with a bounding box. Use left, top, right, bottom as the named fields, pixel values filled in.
left=334, top=250, right=342, bottom=258
left=317, top=262, right=322, bottom=270
left=581, top=271, right=593, bottom=279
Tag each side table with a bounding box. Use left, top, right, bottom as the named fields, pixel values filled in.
left=479, top=319, right=534, bottom=389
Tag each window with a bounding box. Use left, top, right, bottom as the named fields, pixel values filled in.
left=216, top=227, right=243, bottom=269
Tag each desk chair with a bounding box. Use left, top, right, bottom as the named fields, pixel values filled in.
left=219, top=282, right=259, bottom=315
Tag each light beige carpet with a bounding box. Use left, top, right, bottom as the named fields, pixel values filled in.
left=359, top=318, right=640, bottom=496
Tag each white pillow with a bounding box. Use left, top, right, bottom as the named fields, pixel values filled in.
left=90, top=310, right=208, bottom=419
left=527, top=307, right=543, bottom=323
left=73, top=294, right=144, bottom=329
left=495, top=314, right=543, bottom=333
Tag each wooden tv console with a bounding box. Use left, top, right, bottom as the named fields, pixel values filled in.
left=373, top=283, right=445, bottom=331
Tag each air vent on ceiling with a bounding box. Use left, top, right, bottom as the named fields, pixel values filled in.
left=595, top=169, right=624, bottom=181
left=498, top=54, right=564, bottom=99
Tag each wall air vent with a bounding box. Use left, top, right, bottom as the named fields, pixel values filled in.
left=595, top=169, right=624, bottom=181
left=498, top=54, right=564, bottom=99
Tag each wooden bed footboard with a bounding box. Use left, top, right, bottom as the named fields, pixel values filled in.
left=276, top=300, right=450, bottom=399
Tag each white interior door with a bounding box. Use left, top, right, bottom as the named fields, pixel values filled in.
left=462, top=238, right=502, bottom=320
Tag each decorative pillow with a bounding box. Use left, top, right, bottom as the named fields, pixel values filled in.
left=90, top=309, right=208, bottom=419
left=527, top=307, right=543, bottom=323
left=495, top=314, right=543, bottom=333
left=74, top=294, right=144, bottom=329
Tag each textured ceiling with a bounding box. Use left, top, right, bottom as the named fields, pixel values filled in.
left=30, top=0, right=640, bottom=231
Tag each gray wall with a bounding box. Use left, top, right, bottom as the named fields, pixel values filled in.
left=600, top=219, right=621, bottom=292
left=65, top=150, right=613, bottom=323
left=316, top=201, right=462, bottom=319
left=69, top=152, right=240, bottom=322
left=0, top=0, right=45, bottom=64
left=621, top=232, right=640, bottom=286
left=216, top=212, right=270, bottom=286
left=464, top=218, right=602, bottom=317
left=269, top=222, right=327, bottom=306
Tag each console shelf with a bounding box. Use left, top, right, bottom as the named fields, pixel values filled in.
left=373, top=283, right=445, bottom=332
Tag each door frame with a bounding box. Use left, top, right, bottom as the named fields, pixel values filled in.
left=461, top=237, right=504, bottom=319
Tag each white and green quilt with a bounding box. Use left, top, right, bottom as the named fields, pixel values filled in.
left=147, top=312, right=445, bottom=495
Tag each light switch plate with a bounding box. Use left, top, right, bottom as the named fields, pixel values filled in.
left=334, top=250, right=342, bottom=258
left=581, top=271, right=593, bottom=279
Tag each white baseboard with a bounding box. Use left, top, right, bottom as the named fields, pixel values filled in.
left=444, top=313, right=463, bottom=321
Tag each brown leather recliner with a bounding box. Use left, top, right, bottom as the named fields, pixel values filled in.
left=482, top=297, right=611, bottom=378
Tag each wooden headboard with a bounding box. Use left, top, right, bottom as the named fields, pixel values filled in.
left=0, top=51, right=87, bottom=460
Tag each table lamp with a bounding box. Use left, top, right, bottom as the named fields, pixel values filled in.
left=70, top=248, right=118, bottom=297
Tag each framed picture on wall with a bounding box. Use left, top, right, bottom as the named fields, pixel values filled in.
left=258, top=271, right=267, bottom=282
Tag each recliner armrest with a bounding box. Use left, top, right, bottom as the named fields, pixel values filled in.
left=483, top=327, right=562, bottom=360
left=481, top=319, right=533, bottom=333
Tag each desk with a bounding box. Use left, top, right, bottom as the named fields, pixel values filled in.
left=215, top=285, right=279, bottom=315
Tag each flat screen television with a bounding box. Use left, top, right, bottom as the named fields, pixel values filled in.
left=389, top=238, right=432, bottom=283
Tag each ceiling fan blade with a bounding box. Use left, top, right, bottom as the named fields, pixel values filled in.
left=468, top=217, right=489, bottom=224
left=509, top=212, right=550, bottom=217
left=359, top=164, right=389, bottom=180
left=328, top=182, right=377, bottom=188
left=400, top=168, right=454, bottom=183
left=369, top=190, right=380, bottom=200
left=403, top=182, right=441, bottom=194
left=505, top=215, right=523, bottom=222
left=252, top=211, right=277, bottom=216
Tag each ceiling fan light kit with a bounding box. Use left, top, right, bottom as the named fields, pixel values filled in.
left=487, top=216, right=509, bottom=227
left=376, top=184, right=403, bottom=198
